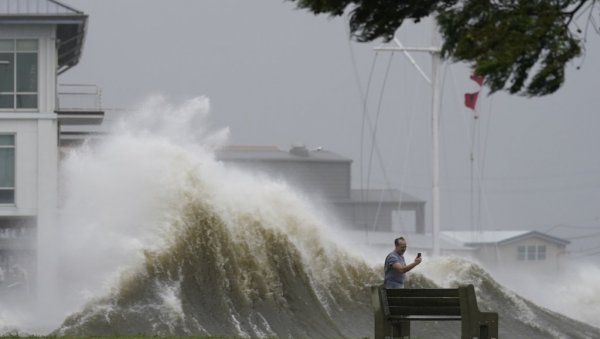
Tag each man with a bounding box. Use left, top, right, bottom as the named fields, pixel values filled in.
left=384, top=237, right=422, bottom=288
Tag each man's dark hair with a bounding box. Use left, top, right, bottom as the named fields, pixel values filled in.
left=394, top=237, right=405, bottom=246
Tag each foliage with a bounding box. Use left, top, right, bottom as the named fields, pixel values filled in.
left=289, top=0, right=597, bottom=96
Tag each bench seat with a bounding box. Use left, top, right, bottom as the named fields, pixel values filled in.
left=372, top=284, right=498, bottom=339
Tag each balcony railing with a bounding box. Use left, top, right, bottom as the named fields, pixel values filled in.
left=56, top=83, right=102, bottom=112
left=56, top=83, right=104, bottom=126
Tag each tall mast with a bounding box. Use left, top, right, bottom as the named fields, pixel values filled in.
left=375, top=25, right=442, bottom=256
left=431, top=30, right=442, bottom=257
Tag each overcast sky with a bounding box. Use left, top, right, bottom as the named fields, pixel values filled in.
left=60, top=0, right=600, bottom=256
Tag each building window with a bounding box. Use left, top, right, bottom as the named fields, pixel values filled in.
left=0, top=39, right=38, bottom=110
left=517, top=244, right=547, bottom=261
left=527, top=245, right=536, bottom=260
left=0, top=135, right=15, bottom=204
left=537, top=245, right=546, bottom=260
left=517, top=246, right=526, bottom=261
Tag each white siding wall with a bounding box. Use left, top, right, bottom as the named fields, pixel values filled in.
left=231, top=160, right=351, bottom=199
left=0, top=24, right=58, bottom=218
left=475, top=238, right=566, bottom=273
left=330, top=202, right=398, bottom=231
left=0, top=23, right=60, bottom=301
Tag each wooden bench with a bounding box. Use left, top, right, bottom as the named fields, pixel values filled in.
left=371, top=284, right=498, bottom=339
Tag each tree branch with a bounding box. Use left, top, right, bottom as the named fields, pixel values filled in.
left=564, top=0, right=590, bottom=26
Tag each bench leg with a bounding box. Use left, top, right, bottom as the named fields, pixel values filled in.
left=394, top=320, right=411, bottom=338
left=375, top=318, right=411, bottom=339
left=378, top=321, right=410, bottom=339
left=461, top=312, right=498, bottom=339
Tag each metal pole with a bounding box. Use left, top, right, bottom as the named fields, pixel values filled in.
left=431, top=47, right=441, bottom=257
left=373, top=31, right=443, bottom=257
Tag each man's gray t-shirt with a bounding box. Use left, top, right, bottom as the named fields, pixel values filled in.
left=384, top=251, right=406, bottom=288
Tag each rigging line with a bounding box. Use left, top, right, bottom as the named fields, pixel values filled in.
left=441, top=63, right=469, bottom=230
left=371, top=55, right=422, bottom=234
left=369, top=130, right=398, bottom=231
left=469, top=86, right=478, bottom=232
left=479, top=95, right=494, bottom=176
left=569, top=245, right=600, bottom=253
left=447, top=66, right=498, bottom=231
left=479, top=94, right=494, bottom=230
left=574, top=0, right=594, bottom=21
left=572, top=250, right=600, bottom=258
left=366, top=52, right=394, bottom=199
left=573, top=245, right=600, bottom=254
left=564, top=231, right=600, bottom=240
left=366, top=52, right=395, bottom=231
left=580, top=1, right=596, bottom=40
left=360, top=55, right=380, bottom=203
left=545, top=223, right=600, bottom=233
left=393, top=56, right=422, bottom=234
left=346, top=37, right=396, bottom=232
left=475, top=100, right=483, bottom=232
left=347, top=36, right=379, bottom=203
left=576, top=1, right=596, bottom=67
left=584, top=7, right=594, bottom=41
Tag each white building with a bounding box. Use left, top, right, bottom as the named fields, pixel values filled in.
left=0, top=0, right=100, bottom=296
left=443, top=230, right=570, bottom=273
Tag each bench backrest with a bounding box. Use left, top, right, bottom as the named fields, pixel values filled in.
left=381, top=287, right=462, bottom=317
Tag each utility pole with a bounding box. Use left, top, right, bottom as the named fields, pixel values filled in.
left=374, top=32, right=443, bottom=257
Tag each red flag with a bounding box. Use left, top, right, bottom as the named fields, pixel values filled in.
left=464, top=91, right=479, bottom=110
left=470, top=74, right=484, bottom=86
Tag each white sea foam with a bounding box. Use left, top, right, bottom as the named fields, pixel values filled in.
left=495, top=262, right=600, bottom=328
left=421, top=256, right=599, bottom=335
left=0, top=95, right=229, bottom=333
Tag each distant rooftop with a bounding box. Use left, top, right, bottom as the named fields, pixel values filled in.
left=216, top=144, right=352, bottom=163
left=443, top=230, right=570, bottom=246
left=0, top=0, right=87, bottom=74
left=350, top=189, right=423, bottom=204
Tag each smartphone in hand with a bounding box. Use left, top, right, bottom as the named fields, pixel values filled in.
left=417, top=252, right=422, bottom=258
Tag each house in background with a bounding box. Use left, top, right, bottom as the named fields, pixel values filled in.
left=442, top=230, right=570, bottom=273
left=0, top=0, right=102, bottom=296
left=216, top=144, right=425, bottom=233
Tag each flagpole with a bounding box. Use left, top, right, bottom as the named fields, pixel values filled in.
left=375, top=26, right=442, bottom=257
left=431, top=32, right=442, bottom=257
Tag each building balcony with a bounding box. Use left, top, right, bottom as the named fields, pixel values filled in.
left=56, top=83, right=104, bottom=125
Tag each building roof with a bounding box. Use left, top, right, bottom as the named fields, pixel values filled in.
left=350, top=189, right=424, bottom=204
left=0, top=0, right=87, bottom=73
left=442, top=230, right=570, bottom=247
left=216, top=144, right=352, bottom=163
left=0, top=0, right=81, bottom=15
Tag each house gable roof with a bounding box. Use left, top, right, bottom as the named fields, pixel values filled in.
left=349, top=189, right=424, bottom=204
left=216, top=144, right=352, bottom=163
left=442, top=230, right=570, bottom=247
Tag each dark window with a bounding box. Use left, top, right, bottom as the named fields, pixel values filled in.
left=0, top=40, right=38, bottom=110
left=537, top=245, right=546, bottom=260
left=0, top=135, right=15, bottom=204
left=527, top=245, right=536, bottom=260
left=517, top=246, right=526, bottom=261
